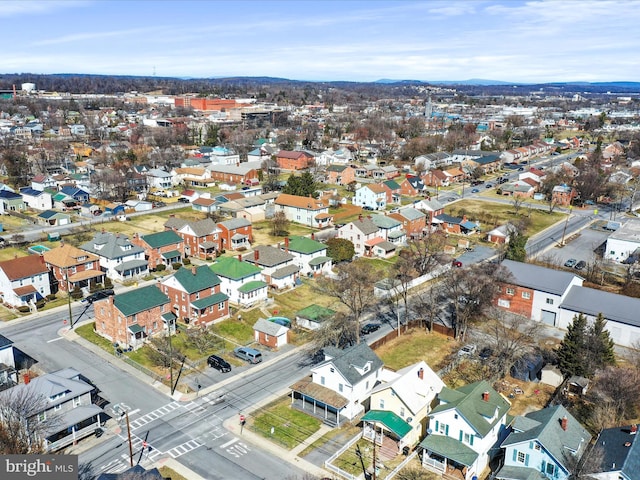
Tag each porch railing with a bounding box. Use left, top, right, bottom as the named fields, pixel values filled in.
left=423, top=455, right=446, bottom=473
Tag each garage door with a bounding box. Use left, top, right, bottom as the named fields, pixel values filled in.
left=541, top=310, right=556, bottom=326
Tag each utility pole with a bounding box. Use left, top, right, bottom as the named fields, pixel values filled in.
left=125, top=411, right=133, bottom=467
left=65, top=265, right=73, bottom=327
left=167, top=320, right=173, bottom=396
left=372, top=424, right=377, bottom=480
left=560, top=205, right=573, bottom=246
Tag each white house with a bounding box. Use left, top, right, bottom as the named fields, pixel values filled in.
left=274, top=193, right=332, bottom=229
left=209, top=256, right=268, bottom=308
left=420, top=380, right=511, bottom=480
left=337, top=216, right=382, bottom=256
left=289, top=343, right=384, bottom=425
left=0, top=255, right=51, bottom=308
left=281, top=236, right=332, bottom=276
left=604, top=220, right=639, bottom=263
left=19, top=187, right=53, bottom=211
left=353, top=184, right=387, bottom=210
left=243, top=246, right=300, bottom=290
left=145, top=168, right=173, bottom=190
left=80, top=232, right=148, bottom=281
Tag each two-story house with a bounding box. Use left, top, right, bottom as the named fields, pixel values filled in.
left=0, top=190, right=26, bottom=214
left=274, top=193, right=333, bottom=229
left=371, top=214, right=406, bottom=246
left=19, top=187, right=53, bottom=211
left=353, top=184, right=387, bottom=211
left=218, top=217, right=253, bottom=251
left=0, top=367, right=104, bottom=452
left=281, top=236, right=332, bottom=276
left=210, top=256, right=267, bottom=307
left=159, top=266, right=229, bottom=327
left=0, top=255, right=51, bottom=308
left=289, top=343, right=384, bottom=426
left=399, top=175, right=428, bottom=197
left=80, top=232, right=148, bottom=282
left=326, top=164, right=356, bottom=186
left=164, top=217, right=221, bottom=259
left=43, top=243, right=105, bottom=293
left=94, top=285, right=171, bottom=349
left=243, top=246, right=300, bottom=289
left=497, top=405, right=591, bottom=480
left=131, top=231, right=184, bottom=270
left=337, top=216, right=382, bottom=257
left=496, top=260, right=583, bottom=326
left=276, top=150, right=314, bottom=170
left=390, top=208, right=427, bottom=239
left=413, top=198, right=445, bottom=228
left=420, top=380, right=511, bottom=480
left=381, top=179, right=402, bottom=205
left=364, top=361, right=445, bottom=455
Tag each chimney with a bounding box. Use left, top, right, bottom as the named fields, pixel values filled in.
left=482, top=391, right=490, bottom=402
left=561, top=416, right=568, bottom=431
left=284, top=237, right=289, bottom=251
left=358, top=214, right=363, bottom=220
left=254, top=249, right=259, bottom=261
left=238, top=254, right=242, bottom=262
left=418, top=368, right=424, bottom=380
left=192, top=266, right=197, bottom=276
left=631, top=424, right=638, bottom=435
left=23, top=373, right=30, bottom=385
left=311, top=233, right=315, bottom=240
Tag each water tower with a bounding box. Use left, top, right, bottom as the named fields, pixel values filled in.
left=21, top=83, right=36, bottom=93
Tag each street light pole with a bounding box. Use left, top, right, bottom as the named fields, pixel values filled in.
left=168, top=320, right=173, bottom=396
left=65, top=266, right=73, bottom=327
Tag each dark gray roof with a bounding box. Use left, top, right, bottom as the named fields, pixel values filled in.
left=243, top=245, right=294, bottom=267
left=496, top=465, right=546, bottom=480
left=502, top=405, right=591, bottom=465
left=219, top=217, right=251, bottom=230
left=590, top=425, right=640, bottom=477
left=164, top=217, right=188, bottom=230
left=80, top=232, right=144, bottom=260
left=560, top=285, right=640, bottom=327
left=349, top=217, right=379, bottom=235
left=0, top=334, right=13, bottom=349
left=271, top=264, right=300, bottom=279
left=321, top=343, right=383, bottom=386
left=501, top=259, right=581, bottom=296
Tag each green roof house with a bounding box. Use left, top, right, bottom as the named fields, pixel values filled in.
left=420, top=380, right=511, bottom=480
left=95, top=284, right=170, bottom=350
left=281, top=236, right=332, bottom=277
left=210, top=256, right=267, bottom=307
left=132, top=231, right=184, bottom=270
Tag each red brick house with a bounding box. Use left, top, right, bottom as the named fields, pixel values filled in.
left=552, top=185, right=577, bottom=206
left=164, top=217, right=221, bottom=259
left=276, top=150, right=314, bottom=170
left=389, top=208, right=427, bottom=238
left=326, top=165, right=356, bottom=186
left=422, top=170, right=449, bottom=187
left=381, top=179, right=402, bottom=204
left=43, top=243, right=105, bottom=293
left=131, top=230, right=184, bottom=270
left=217, top=217, right=253, bottom=251
left=159, top=266, right=229, bottom=327
left=253, top=318, right=289, bottom=348
left=94, top=285, right=171, bottom=350
left=399, top=175, right=428, bottom=197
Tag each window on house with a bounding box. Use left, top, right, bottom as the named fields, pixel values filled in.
left=534, top=443, right=541, bottom=451
left=218, top=302, right=225, bottom=310
left=54, top=404, right=62, bottom=411
left=506, top=287, right=515, bottom=295
left=73, top=397, right=81, bottom=407
left=522, top=291, right=531, bottom=299
left=438, top=422, right=447, bottom=434
left=379, top=399, right=385, bottom=409
left=38, top=412, right=46, bottom=422
left=153, top=321, right=157, bottom=330
left=264, top=334, right=269, bottom=341
left=320, top=376, right=325, bottom=385
left=400, top=407, right=405, bottom=417
left=338, top=384, right=343, bottom=393
left=498, top=299, right=510, bottom=308
left=546, top=298, right=554, bottom=305
left=546, top=463, right=555, bottom=475
left=517, top=451, right=526, bottom=463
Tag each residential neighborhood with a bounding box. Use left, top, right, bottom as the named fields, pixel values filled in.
left=0, top=75, right=638, bottom=480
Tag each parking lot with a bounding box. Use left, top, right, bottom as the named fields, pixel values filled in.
left=540, top=221, right=610, bottom=268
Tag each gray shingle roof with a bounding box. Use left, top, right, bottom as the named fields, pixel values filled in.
left=219, top=217, right=251, bottom=230
left=501, top=259, right=581, bottom=296
left=321, top=343, right=383, bottom=386
left=371, top=214, right=401, bottom=229
left=253, top=317, right=288, bottom=336
left=272, top=264, right=300, bottom=279
left=501, top=405, right=591, bottom=466
left=560, top=285, right=640, bottom=327
left=350, top=217, right=379, bottom=235
left=243, top=245, right=294, bottom=267
left=81, top=232, right=145, bottom=260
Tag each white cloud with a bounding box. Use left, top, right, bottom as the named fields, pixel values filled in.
left=0, top=0, right=88, bottom=18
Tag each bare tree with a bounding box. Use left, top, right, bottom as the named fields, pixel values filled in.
left=0, top=387, right=61, bottom=453
left=185, top=325, right=222, bottom=354
left=271, top=211, right=290, bottom=236
left=390, top=256, right=418, bottom=334
left=511, top=195, right=525, bottom=215
left=412, top=286, right=442, bottom=333
left=482, top=308, right=541, bottom=379
left=587, top=366, right=640, bottom=428
left=309, top=311, right=357, bottom=350
left=315, top=259, right=378, bottom=345
left=401, top=233, right=447, bottom=276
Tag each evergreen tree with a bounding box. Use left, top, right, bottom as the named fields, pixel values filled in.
left=282, top=172, right=318, bottom=198
left=557, top=313, right=588, bottom=377
left=585, top=313, right=616, bottom=376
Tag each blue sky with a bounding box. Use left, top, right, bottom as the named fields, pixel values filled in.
left=2, top=0, right=639, bottom=83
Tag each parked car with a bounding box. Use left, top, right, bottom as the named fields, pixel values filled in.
left=233, top=347, right=262, bottom=364
left=360, top=323, right=381, bottom=335
left=207, top=354, right=231, bottom=373
left=177, top=197, right=191, bottom=203
left=452, top=260, right=463, bottom=267
left=485, top=183, right=493, bottom=188
left=564, top=258, right=577, bottom=268
left=82, top=289, right=115, bottom=304
left=471, top=188, right=480, bottom=193
left=458, top=344, right=477, bottom=356
left=478, top=347, right=493, bottom=360
left=575, top=260, right=587, bottom=270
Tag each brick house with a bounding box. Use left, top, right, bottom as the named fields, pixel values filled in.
left=399, top=175, right=428, bottom=197
left=390, top=207, right=427, bottom=238
left=159, top=266, right=229, bottom=327
left=43, top=243, right=105, bottom=293
left=164, top=217, right=221, bottom=259
left=326, top=165, right=356, bottom=186
left=434, top=213, right=479, bottom=235
left=381, top=179, right=402, bottom=204
left=423, top=170, right=450, bottom=188
left=276, top=150, right=314, bottom=170
left=413, top=198, right=445, bottom=227
left=253, top=318, right=289, bottom=348
left=94, top=285, right=171, bottom=350
left=552, top=185, right=577, bottom=206
left=0, top=255, right=51, bottom=308
left=217, top=217, right=253, bottom=251
left=132, top=231, right=184, bottom=270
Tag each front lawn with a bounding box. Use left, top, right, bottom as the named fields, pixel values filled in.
left=249, top=397, right=321, bottom=449
left=250, top=220, right=316, bottom=246
left=374, top=329, right=455, bottom=371
left=215, top=317, right=255, bottom=345
left=75, top=323, right=115, bottom=353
